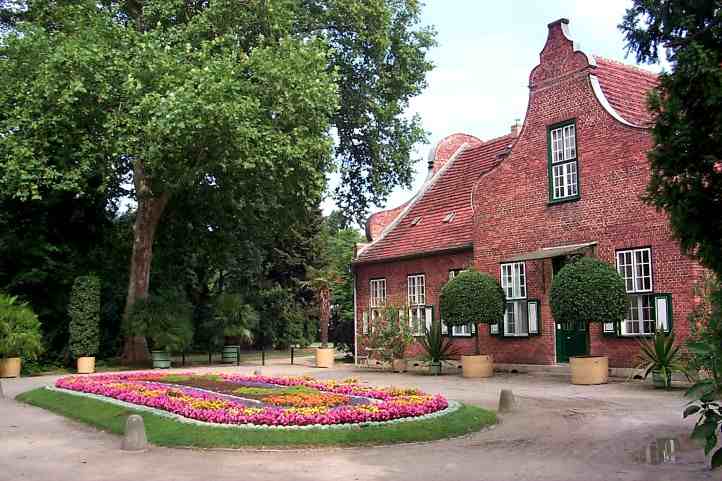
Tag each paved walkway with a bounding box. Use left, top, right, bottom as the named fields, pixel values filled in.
left=0, top=362, right=715, bottom=481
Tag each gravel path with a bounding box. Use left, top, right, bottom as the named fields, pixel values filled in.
left=0, top=362, right=715, bottom=481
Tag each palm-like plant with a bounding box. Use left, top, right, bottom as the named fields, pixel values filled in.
left=635, top=331, right=689, bottom=388
left=419, top=319, right=459, bottom=374
left=302, top=266, right=341, bottom=348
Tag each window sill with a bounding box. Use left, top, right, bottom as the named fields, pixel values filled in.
left=547, top=195, right=580, bottom=206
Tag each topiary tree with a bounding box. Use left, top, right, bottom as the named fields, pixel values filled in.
left=68, top=275, right=101, bottom=359
left=439, top=270, right=506, bottom=354
left=550, top=257, right=628, bottom=331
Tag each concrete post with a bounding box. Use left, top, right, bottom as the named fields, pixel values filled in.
left=498, top=389, right=517, bottom=413
left=121, top=415, right=148, bottom=451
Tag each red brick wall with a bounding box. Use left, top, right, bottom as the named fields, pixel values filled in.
left=470, top=20, right=705, bottom=367
left=354, top=251, right=479, bottom=358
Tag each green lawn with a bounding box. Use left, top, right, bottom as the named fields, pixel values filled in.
left=17, top=388, right=495, bottom=448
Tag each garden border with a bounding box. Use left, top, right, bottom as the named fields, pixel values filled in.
left=45, top=385, right=462, bottom=430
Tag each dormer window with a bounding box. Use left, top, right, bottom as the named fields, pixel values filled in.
left=410, top=216, right=422, bottom=226
left=442, top=212, right=455, bottom=223
left=548, top=120, right=579, bottom=203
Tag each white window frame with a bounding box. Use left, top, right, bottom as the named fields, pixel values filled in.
left=501, top=262, right=528, bottom=337
left=369, top=279, right=386, bottom=308
left=616, top=248, right=655, bottom=336
left=407, top=274, right=426, bottom=336
left=549, top=123, right=579, bottom=201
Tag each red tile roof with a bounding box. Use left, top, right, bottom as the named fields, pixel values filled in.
left=355, top=134, right=514, bottom=263
left=593, top=56, right=659, bottom=127
left=365, top=202, right=409, bottom=241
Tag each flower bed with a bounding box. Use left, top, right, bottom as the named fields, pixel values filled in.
left=54, top=372, right=448, bottom=427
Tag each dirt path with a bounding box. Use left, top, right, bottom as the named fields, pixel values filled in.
left=0, top=363, right=715, bottom=481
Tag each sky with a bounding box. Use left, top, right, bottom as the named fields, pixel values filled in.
left=322, top=0, right=665, bottom=222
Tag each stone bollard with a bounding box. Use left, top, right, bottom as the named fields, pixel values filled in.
left=122, top=415, right=148, bottom=452
left=253, top=369, right=263, bottom=376
left=498, top=389, right=517, bottom=413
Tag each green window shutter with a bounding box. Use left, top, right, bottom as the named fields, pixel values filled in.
left=527, top=299, right=541, bottom=335
left=654, top=294, right=673, bottom=333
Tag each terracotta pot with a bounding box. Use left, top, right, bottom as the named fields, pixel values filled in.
left=392, top=359, right=407, bottom=373
left=0, top=357, right=21, bottom=378
left=315, top=348, right=335, bottom=368
left=76, top=357, right=96, bottom=374
left=570, top=356, right=608, bottom=385
left=461, top=355, right=494, bottom=378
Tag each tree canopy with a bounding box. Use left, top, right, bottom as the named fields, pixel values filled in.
left=620, top=0, right=722, bottom=276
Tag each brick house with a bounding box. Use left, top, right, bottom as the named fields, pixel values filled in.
left=351, top=18, right=706, bottom=368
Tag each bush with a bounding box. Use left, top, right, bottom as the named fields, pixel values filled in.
left=68, top=275, right=101, bottom=358
left=124, top=291, right=194, bottom=353
left=439, top=270, right=506, bottom=327
left=550, top=257, right=627, bottom=326
left=0, top=293, right=44, bottom=359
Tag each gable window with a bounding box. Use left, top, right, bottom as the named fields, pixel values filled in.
left=500, top=262, right=528, bottom=336
left=407, top=274, right=426, bottom=336
left=616, top=248, right=656, bottom=336
left=548, top=121, right=579, bottom=202
left=368, top=278, right=386, bottom=333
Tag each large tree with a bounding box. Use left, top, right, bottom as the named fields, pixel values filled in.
left=620, top=1, right=722, bottom=276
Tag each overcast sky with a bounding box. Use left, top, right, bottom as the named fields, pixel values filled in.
left=322, top=0, right=665, bottom=222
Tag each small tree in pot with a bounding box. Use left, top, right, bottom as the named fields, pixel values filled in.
left=550, top=257, right=627, bottom=385
left=68, top=275, right=101, bottom=374
left=303, top=267, right=340, bottom=368
left=377, top=306, right=414, bottom=372
left=439, top=270, right=505, bottom=378
left=0, top=293, right=43, bottom=378
left=125, top=291, right=194, bottom=369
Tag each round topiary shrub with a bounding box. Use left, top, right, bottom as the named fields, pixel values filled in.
left=439, top=270, right=506, bottom=327
left=68, top=275, right=101, bottom=358
left=550, top=257, right=627, bottom=326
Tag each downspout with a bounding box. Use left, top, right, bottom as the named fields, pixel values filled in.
left=352, top=267, right=358, bottom=365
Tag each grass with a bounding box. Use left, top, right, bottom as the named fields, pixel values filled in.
left=17, top=388, right=495, bottom=448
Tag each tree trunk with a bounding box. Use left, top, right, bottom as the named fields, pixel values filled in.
left=319, top=286, right=330, bottom=348
left=121, top=161, right=169, bottom=364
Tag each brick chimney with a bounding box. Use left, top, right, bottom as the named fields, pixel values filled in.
left=510, top=120, right=521, bottom=137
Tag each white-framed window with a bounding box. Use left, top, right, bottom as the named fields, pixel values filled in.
left=549, top=122, right=579, bottom=201
left=501, top=262, right=528, bottom=336
left=369, top=279, right=386, bottom=307
left=408, top=274, right=426, bottom=336
left=616, top=248, right=655, bottom=336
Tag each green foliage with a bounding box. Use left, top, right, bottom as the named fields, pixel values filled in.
left=684, top=285, right=722, bottom=468
left=213, top=293, right=258, bottom=342
left=550, top=257, right=628, bottom=326
left=372, top=306, right=414, bottom=359
left=0, top=293, right=43, bottom=359
left=419, top=319, right=459, bottom=364
left=68, top=274, right=101, bottom=358
left=125, top=291, right=194, bottom=353
left=634, top=332, right=689, bottom=387
left=439, top=270, right=505, bottom=327
left=255, top=287, right=309, bottom=349
left=621, top=2, right=722, bottom=277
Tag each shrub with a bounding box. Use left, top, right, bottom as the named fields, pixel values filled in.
left=0, top=293, right=43, bottom=359
left=439, top=270, right=506, bottom=327
left=550, top=257, right=627, bottom=326
left=125, top=291, right=194, bottom=353
left=213, top=293, right=258, bottom=342
left=68, top=275, right=101, bottom=358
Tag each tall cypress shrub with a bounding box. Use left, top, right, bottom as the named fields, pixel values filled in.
left=68, top=275, right=101, bottom=358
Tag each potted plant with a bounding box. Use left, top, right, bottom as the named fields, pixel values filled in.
left=0, top=293, right=43, bottom=378
left=68, top=275, right=101, bottom=374
left=420, top=319, right=459, bottom=375
left=550, top=257, right=628, bottom=385
left=303, top=267, right=340, bottom=368
left=377, top=306, right=413, bottom=372
left=212, top=293, right=258, bottom=363
left=439, top=270, right=505, bottom=378
left=125, top=291, right=194, bottom=369
left=634, top=331, right=689, bottom=388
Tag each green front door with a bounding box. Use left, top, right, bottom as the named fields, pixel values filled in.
left=552, top=255, right=589, bottom=363
left=555, top=319, right=588, bottom=363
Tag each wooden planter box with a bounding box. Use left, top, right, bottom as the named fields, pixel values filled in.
left=315, top=348, right=335, bottom=368
left=570, top=356, right=608, bottom=385
left=76, top=357, right=95, bottom=374
left=461, top=355, right=494, bottom=378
